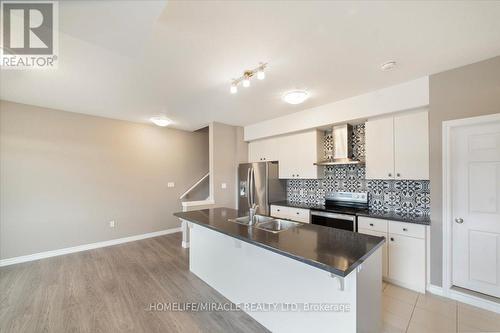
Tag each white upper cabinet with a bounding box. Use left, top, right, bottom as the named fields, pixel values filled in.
left=278, top=130, right=323, bottom=179
left=365, top=116, right=395, bottom=180
left=248, top=130, right=323, bottom=179
left=394, top=111, right=429, bottom=180
left=248, top=137, right=280, bottom=162
left=366, top=110, right=429, bottom=180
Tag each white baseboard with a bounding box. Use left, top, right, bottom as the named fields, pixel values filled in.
left=0, top=227, right=181, bottom=267
left=447, top=288, right=500, bottom=314
left=426, top=284, right=445, bottom=296
left=427, top=284, right=500, bottom=314
left=384, top=277, right=425, bottom=294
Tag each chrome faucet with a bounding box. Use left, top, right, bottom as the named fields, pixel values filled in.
left=249, top=204, right=259, bottom=225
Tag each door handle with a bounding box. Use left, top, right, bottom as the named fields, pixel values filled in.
left=455, top=217, right=464, bottom=224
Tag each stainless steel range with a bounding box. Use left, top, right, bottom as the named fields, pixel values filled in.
left=310, top=192, right=369, bottom=232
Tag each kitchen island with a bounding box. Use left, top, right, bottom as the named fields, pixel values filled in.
left=174, top=208, right=385, bottom=333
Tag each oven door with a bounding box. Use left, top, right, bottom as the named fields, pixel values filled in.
left=310, top=211, right=357, bottom=232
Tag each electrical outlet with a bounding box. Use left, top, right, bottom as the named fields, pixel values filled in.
left=109, top=220, right=115, bottom=228
left=221, top=183, right=227, bottom=189
left=167, top=182, right=175, bottom=188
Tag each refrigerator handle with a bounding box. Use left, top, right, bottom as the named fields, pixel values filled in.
left=249, top=167, right=255, bottom=207
left=246, top=167, right=251, bottom=208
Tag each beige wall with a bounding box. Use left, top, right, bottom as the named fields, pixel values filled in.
left=0, top=101, right=209, bottom=259
left=429, top=56, right=500, bottom=286
left=210, top=122, right=248, bottom=209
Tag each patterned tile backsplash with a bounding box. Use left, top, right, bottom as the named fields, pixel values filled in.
left=286, top=124, right=431, bottom=216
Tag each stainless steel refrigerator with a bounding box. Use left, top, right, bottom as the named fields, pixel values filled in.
left=238, top=161, right=286, bottom=217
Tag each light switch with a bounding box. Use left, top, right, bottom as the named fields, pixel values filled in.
left=167, top=182, right=175, bottom=188
left=221, top=183, right=227, bottom=189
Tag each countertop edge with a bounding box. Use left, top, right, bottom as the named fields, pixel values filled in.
left=175, top=213, right=385, bottom=277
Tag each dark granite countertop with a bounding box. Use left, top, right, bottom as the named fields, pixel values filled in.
left=174, top=208, right=385, bottom=277
left=270, top=201, right=431, bottom=225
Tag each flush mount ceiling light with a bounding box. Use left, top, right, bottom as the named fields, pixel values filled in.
left=282, top=90, right=309, bottom=105
left=150, top=115, right=172, bottom=127
left=380, top=61, right=397, bottom=71
left=230, top=62, right=267, bottom=94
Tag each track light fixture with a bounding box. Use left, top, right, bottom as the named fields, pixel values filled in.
left=230, top=62, right=267, bottom=94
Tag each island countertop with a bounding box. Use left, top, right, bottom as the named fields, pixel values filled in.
left=174, top=208, right=385, bottom=277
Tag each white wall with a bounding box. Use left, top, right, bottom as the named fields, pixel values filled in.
left=428, top=56, right=500, bottom=286
left=244, top=77, right=429, bottom=141
left=0, top=101, right=209, bottom=259
left=210, top=122, right=248, bottom=209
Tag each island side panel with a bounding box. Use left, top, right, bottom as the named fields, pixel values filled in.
left=356, top=247, right=382, bottom=333
left=189, top=223, right=358, bottom=333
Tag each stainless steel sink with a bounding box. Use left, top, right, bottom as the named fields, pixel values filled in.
left=228, top=215, right=301, bottom=233
left=255, top=219, right=301, bottom=233
left=228, top=215, right=275, bottom=225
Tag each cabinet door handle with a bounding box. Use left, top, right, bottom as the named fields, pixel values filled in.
left=277, top=209, right=280, bottom=212
left=296, top=212, right=300, bottom=215
left=455, top=217, right=464, bottom=224
left=369, top=223, right=374, bottom=226
left=397, top=173, right=401, bottom=177
left=388, top=173, right=392, bottom=177
left=403, top=228, right=408, bottom=231
left=390, top=237, right=394, bottom=241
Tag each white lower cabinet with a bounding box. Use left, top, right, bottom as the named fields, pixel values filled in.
left=388, top=233, right=426, bottom=293
left=358, top=216, right=426, bottom=293
left=270, top=205, right=310, bottom=223
left=359, top=228, right=388, bottom=278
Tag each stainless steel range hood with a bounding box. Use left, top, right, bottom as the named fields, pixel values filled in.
left=314, top=124, right=364, bottom=166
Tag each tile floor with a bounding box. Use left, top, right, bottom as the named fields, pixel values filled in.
left=382, top=282, right=500, bottom=333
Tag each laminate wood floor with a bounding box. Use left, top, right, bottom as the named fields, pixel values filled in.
left=0, top=233, right=269, bottom=333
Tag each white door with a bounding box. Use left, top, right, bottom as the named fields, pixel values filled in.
left=394, top=111, right=430, bottom=180
left=365, top=116, right=394, bottom=179
left=452, top=119, right=500, bottom=297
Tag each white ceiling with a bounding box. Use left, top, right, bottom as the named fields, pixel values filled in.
left=2, top=1, right=500, bottom=131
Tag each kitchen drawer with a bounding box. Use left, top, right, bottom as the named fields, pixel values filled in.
left=289, top=208, right=310, bottom=223
left=270, top=205, right=289, bottom=220
left=358, top=216, right=388, bottom=233
left=388, top=221, right=425, bottom=239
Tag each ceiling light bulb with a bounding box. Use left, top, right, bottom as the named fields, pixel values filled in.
left=150, top=116, right=172, bottom=127
left=257, top=68, right=265, bottom=80
left=230, top=84, right=237, bottom=94
left=282, top=90, right=309, bottom=105
left=242, top=77, right=250, bottom=87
